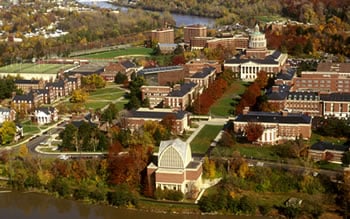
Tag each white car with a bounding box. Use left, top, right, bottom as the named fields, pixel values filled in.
left=58, top=154, right=69, bottom=160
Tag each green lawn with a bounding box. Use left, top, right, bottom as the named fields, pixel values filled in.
left=211, top=144, right=280, bottom=161
left=114, top=101, right=127, bottom=111
left=210, top=80, right=247, bottom=117
left=85, top=101, right=110, bottom=110
left=84, top=86, right=126, bottom=110
left=75, top=47, right=152, bottom=59
left=190, top=125, right=223, bottom=154
left=0, top=63, right=74, bottom=74
left=21, top=120, right=40, bottom=135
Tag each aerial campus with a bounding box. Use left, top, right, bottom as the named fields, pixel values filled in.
left=0, top=0, right=349, bottom=218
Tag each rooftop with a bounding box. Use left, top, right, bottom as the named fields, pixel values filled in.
left=128, top=109, right=187, bottom=120
left=137, top=66, right=183, bottom=75
left=168, top=82, right=197, bottom=97
left=310, top=141, right=350, bottom=152
left=235, top=111, right=312, bottom=124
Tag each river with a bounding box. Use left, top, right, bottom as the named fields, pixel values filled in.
left=76, top=1, right=216, bottom=27
left=0, top=191, right=269, bottom=219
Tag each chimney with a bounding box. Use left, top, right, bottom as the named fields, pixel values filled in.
left=173, top=84, right=181, bottom=91
left=281, top=110, right=288, bottom=116
left=272, top=85, right=279, bottom=93
left=243, top=107, right=250, bottom=115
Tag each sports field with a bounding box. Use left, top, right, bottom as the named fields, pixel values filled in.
left=75, top=47, right=152, bottom=59
left=0, top=63, right=75, bottom=74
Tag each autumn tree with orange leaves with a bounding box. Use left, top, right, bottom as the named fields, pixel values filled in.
left=235, top=71, right=268, bottom=114
left=244, top=122, right=264, bottom=143
left=193, top=77, right=228, bottom=115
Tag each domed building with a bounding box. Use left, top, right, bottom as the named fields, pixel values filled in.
left=246, top=23, right=269, bottom=59
left=147, top=138, right=202, bottom=195
left=224, top=23, right=288, bottom=82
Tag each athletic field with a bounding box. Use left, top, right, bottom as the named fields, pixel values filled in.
left=0, top=63, right=75, bottom=74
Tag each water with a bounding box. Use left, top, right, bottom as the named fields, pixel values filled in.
left=0, top=191, right=268, bottom=219
left=77, top=1, right=215, bottom=27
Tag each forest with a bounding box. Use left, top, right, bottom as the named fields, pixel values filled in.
left=0, top=5, right=173, bottom=65
left=118, top=0, right=349, bottom=28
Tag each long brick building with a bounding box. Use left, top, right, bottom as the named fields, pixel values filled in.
left=233, top=107, right=312, bottom=145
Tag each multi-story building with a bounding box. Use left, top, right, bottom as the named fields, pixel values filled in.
left=46, top=79, right=69, bottom=98
left=233, top=107, right=312, bottom=145
left=224, top=24, right=288, bottom=81
left=190, top=37, right=213, bottom=50
left=184, top=24, right=207, bottom=44
left=147, top=138, right=202, bottom=195
left=308, top=141, right=350, bottom=164
left=125, top=108, right=189, bottom=135
left=185, top=59, right=222, bottom=76
left=164, top=82, right=199, bottom=111
left=15, top=79, right=45, bottom=93
left=206, top=34, right=249, bottom=51
left=292, top=71, right=350, bottom=93
left=11, top=91, right=42, bottom=113
left=320, top=93, right=350, bottom=119
left=184, top=66, right=216, bottom=90
left=150, top=28, right=174, bottom=44
left=0, top=107, right=16, bottom=123
left=137, top=66, right=186, bottom=86
left=141, top=85, right=172, bottom=108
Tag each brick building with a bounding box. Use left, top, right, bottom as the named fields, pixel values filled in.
left=308, top=141, right=350, bottom=164
left=15, top=79, right=45, bottom=93
left=141, top=85, right=172, bottom=108
left=292, top=71, right=350, bottom=93
left=224, top=24, right=287, bottom=81
left=233, top=107, right=312, bottom=145
left=147, top=138, right=202, bottom=195
left=320, top=93, right=350, bottom=119
left=184, top=66, right=216, bottom=90
left=164, top=82, right=199, bottom=111
left=11, top=91, right=42, bottom=113
left=190, top=37, right=213, bottom=50
left=185, top=59, right=222, bottom=76
left=102, top=60, right=138, bottom=81
left=124, top=108, right=190, bottom=135
left=184, top=24, right=207, bottom=44
left=150, top=28, right=174, bottom=44
left=137, top=66, right=186, bottom=86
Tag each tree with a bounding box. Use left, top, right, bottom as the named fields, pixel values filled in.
left=218, top=131, right=235, bottom=148
left=101, top=103, right=118, bottom=123
left=342, top=151, right=350, bottom=166
left=244, top=122, right=264, bottom=142
left=59, top=123, right=78, bottom=151
left=70, top=89, right=88, bottom=103
left=82, top=74, right=106, bottom=91
left=0, top=121, right=17, bottom=145
left=114, top=72, right=127, bottom=84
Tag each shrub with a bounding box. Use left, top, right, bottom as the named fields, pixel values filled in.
left=154, top=187, right=184, bottom=201
left=107, top=184, right=138, bottom=207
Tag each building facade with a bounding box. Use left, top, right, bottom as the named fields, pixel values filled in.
left=34, top=107, right=58, bottom=125
left=164, top=82, right=199, bottom=111
left=147, top=138, right=202, bottom=195
left=151, top=28, right=174, bottom=44
left=125, top=108, right=190, bottom=135
left=224, top=24, right=288, bottom=81
left=308, top=141, right=350, bottom=164
left=137, top=66, right=186, bottom=86
left=141, top=85, right=172, bottom=108
left=184, top=24, right=207, bottom=44
left=233, top=108, right=312, bottom=145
